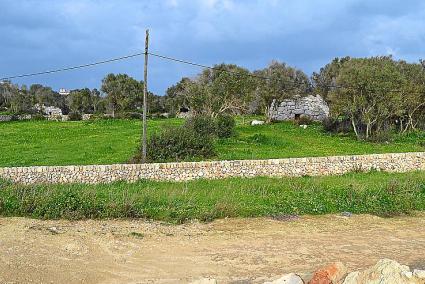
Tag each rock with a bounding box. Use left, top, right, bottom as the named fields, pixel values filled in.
left=251, top=120, right=265, bottom=126
left=413, top=269, right=425, bottom=279
left=48, top=226, right=59, bottom=235
left=190, top=278, right=217, bottom=284
left=342, top=271, right=359, bottom=284
left=308, top=262, right=347, bottom=284
left=342, top=259, right=422, bottom=284
left=340, top=212, right=353, bottom=217
left=264, top=273, right=304, bottom=284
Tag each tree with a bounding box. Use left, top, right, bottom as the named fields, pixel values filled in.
left=312, top=57, right=351, bottom=101
left=9, top=87, right=33, bottom=114
left=164, top=77, right=192, bottom=115
left=329, top=56, right=404, bottom=140
left=166, top=64, right=257, bottom=117
left=397, top=61, right=425, bottom=132
left=67, top=88, right=94, bottom=113
left=255, top=61, right=311, bottom=119
left=101, top=73, right=143, bottom=117
left=0, top=80, right=18, bottom=110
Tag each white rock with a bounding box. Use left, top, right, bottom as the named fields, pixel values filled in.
left=342, top=259, right=419, bottom=284
left=264, top=273, right=304, bottom=284
left=413, top=269, right=425, bottom=279
left=251, top=120, right=265, bottom=126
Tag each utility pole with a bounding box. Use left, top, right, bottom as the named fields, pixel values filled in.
left=142, top=29, right=149, bottom=163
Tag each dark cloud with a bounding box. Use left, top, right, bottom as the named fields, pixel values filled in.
left=1, top=0, right=424, bottom=95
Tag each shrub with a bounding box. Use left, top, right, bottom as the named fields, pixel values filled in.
left=322, top=117, right=352, bottom=133
left=68, top=112, right=82, bottom=121
left=215, top=114, right=236, bottom=138
left=184, top=114, right=236, bottom=138
left=133, top=126, right=216, bottom=163
left=184, top=115, right=217, bottom=138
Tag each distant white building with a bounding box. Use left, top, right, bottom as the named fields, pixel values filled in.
left=59, top=88, right=70, bottom=96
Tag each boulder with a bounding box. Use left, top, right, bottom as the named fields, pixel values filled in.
left=308, top=262, right=347, bottom=284
left=342, top=259, right=424, bottom=284
left=264, top=273, right=304, bottom=284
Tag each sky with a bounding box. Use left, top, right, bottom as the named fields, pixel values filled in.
left=1, top=0, right=424, bottom=95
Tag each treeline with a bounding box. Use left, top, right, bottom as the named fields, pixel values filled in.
left=1, top=56, right=424, bottom=140
left=164, top=56, right=425, bottom=139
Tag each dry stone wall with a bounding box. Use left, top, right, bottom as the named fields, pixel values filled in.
left=269, top=95, right=329, bottom=121
left=0, top=152, right=424, bottom=185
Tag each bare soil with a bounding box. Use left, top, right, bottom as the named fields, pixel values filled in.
left=0, top=214, right=424, bottom=284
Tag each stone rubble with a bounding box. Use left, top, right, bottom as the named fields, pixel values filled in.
left=190, top=259, right=425, bottom=284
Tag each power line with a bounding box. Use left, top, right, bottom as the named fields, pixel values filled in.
left=148, top=52, right=273, bottom=81
left=1, top=50, right=423, bottom=94
left=0, top=52, right=144, bottom=81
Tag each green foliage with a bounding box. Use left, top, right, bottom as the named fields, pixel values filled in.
left=215, top=114, right=236, bottom=138
left=255, top=61, right=311, bottom=117
left=0, top=172, right=423, bottom=222
left=327, top=56, right=425, bottom=140
left=101, top=73, right=144, bottom=117
left=184, top=115, right=217, bottom=138
left=164, top=64, right=257, bottom=117
left=139, top=126, right=216, bottom=163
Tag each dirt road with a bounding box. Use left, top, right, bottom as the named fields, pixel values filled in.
left=0, top=214, right=424, bottom=283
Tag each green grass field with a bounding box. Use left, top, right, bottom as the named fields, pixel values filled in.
left=0, top=118, right=424, bottom=167
left=0, top=171, right=424, bottom=222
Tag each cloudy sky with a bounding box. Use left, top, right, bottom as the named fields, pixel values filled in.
left=1, top=0, right=424, bottom=95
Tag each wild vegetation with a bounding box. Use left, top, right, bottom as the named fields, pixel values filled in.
left=0, top=171, right=423, bottom=222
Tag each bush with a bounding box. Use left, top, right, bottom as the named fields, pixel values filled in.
left=184, top=115, right=217, bottom=137
left=322, top=117, right=352, bottom=133
left=133, top=126, right=216, bottom=163
left=215, top=114, right=236, bottom=138
left=68, top=112, right=82, bottom=121
left=184, top=114, right=236, bottom=138
left=132, top=114, right=235, bottom=163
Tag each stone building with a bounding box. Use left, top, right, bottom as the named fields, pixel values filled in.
left=268, top=95, right=329, bottom=122
left=34, top=104, right=63, bottom=117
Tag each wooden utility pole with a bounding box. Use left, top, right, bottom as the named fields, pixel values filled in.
left=142, top=29, right=149, bottom=163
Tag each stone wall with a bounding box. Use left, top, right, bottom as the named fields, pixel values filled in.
left=269, top=95, right=329, bottom=121
left=0, top=152, right=423, bottom=185
left=0, top=114, right=32, bottom=122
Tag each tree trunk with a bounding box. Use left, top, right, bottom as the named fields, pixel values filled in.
left=351, top=118, right=360, bottom=140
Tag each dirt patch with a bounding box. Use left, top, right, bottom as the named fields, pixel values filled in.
left=0, top=214, right=424, bottom=283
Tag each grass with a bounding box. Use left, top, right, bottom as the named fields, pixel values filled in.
left=0, top=117, right=424, bottom=167
left=0, top=171, right=424, bottom=222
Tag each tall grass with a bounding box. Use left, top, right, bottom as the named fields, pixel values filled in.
left=0, top=171, right=424, bottom=223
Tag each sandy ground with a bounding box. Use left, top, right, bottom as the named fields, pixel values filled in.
left=0, top=214, right=424, bottom=284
